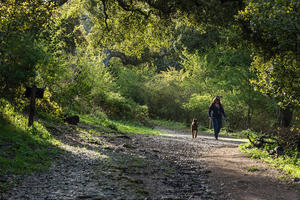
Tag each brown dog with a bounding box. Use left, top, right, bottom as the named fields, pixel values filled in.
left=191, top=118, right=198, bottom=138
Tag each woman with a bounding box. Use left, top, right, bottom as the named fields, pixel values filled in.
left=208, top=96, right=226, bottom=140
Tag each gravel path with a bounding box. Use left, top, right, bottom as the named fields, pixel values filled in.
left=2, top=124, right=298, bottom=200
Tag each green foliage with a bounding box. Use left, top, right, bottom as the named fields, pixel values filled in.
left=275, top=125, right=300, bottom=153
left=83, top=0, right=242, bottom=49
left=35, top=88, right=63, bottom=117
left=237, top=0, right=299, bottom=55
left=1, top=0, right=299, bottom=193
left=0, top=99, right=60, bottom=144
left=0, top=1, right=54, bottom=38
left=219, top=129, right=250, bottom=139
left=1, top=0, right=296, bottom=141
left=0, top=99, right=60, bottom=192
left=84, top=0, right=172, bottom=57
left=250, top=53, right=300, bottom=107
left=240, top=143, right=300, bottom=178
left=79, top=114, right=166, bottom=135
left=236, top=0, right=300, bottom=107
left=151, top=119, right=191, bottom=130
left=143, top=67, right=189, bottom=121
left=183, top=94, right=211, bottom=127
left=0, top=0, right=55, bottom=98
left=247, top=166, right=260, bottom=172
left=44, top=2, right=86, bottom=55
left=79, top=114, right=118, bottom=131
left=113, top=121, right=163, bottom=135
left=172, top=25, right=220, bottom=55
left=116, top=66, right=148, bottom=105
left=36, top=46, right=116, bottom=113
left=96, top=91, right=149, bottom=122
left=240, top=126, right=300, bottom=177
left=181, top=47, right=277, bottom=130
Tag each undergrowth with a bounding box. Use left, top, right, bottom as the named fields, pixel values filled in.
left=151, top=119, right=188, bottom=130
left=0, top=99, right=61, bottom=193
left=239, top=143, right=300, bottom=179
left=151, top=119, right=208, bottom=132
left=219, top=129, right=250, bottom=139
left=79, top=114, right=167, bottom=135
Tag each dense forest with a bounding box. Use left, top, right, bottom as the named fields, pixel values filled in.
left=1, top=0, right=299, bottom=135
left=0, top=0, right=300, bottom=196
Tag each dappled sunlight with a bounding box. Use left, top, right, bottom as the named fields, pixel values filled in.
left=4, top=119, right=300, bottom=199
left=1, top=0, right=298, bottom=199
left=57, top=142, right=107, bottom=161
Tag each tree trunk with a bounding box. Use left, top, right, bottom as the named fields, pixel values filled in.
left=278, top=105, right=293, bottom=127
left=247, top=82, right=252, bottom=128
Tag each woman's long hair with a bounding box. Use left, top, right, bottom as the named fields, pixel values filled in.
left=211, top=96, right=222, bottom=105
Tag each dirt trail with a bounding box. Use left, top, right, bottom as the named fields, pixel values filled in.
left=201, top=147, right=299, bottom=200
left=163, top=128, right=300, bottom=200
left=2, top=124, right=300, bottom=200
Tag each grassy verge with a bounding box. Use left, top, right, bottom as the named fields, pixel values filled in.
left=151, top=119, right=209, bottom=133
left=79, top=114, right=168, bottom=135
left=239, top=143, right=300, bottom=179
left=113, top=120, right=166, bottom=135
left=0, top=99, right=61, bottom=193
left=218, top=129, right=249, bottom=139
left=150, top=119, right=188, bottom=130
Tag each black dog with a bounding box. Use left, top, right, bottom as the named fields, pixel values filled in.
left=63, top=115, right=80, bottom=125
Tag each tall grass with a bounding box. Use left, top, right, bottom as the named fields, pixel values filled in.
left=240, top=143, right=300, bottom=178
left=79, top=114, right=168, bottom=135
left=0, top=99, right=60, bottom=192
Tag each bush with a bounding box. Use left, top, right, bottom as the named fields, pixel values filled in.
left=93, top=92, right=149, bottom=123
left=116, top=66, right=146, bottom=105
left=35, top=88, right=63, bottom=116
left=240, top=143, right=300, bottom=178
left=275, top=126, right=300, bottom=153
left=183, top=94, right=211, bottom=127
left=143, top=68, right=189, bottom=121
left=0, top=99, right=59, bottom=142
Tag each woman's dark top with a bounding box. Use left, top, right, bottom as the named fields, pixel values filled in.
left=208, top=103, right=226, bottom=119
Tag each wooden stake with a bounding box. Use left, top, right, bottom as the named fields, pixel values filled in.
left=28, top=86, right=37, bottom=127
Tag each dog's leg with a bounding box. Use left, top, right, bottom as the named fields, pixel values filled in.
left=195, top=130, right=198, bottom=138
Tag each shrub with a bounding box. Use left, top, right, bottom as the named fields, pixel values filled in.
left=143, top=68, right=189, bottom=121
left=275, top=126, right=300, bottom=153
left=183, top=94, right=211, bottom=127
left=36, top=88, right=63, bottom=117
left=0, top=99, right=58, bottom=142
left=93, top=92, right=149, bottom=122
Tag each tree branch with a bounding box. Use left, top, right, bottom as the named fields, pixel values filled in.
left=117, top=0, right=152, bottom=18
left=101, top=0, right=109, bottom=30
left=103, top=48, right=146, bottom=66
